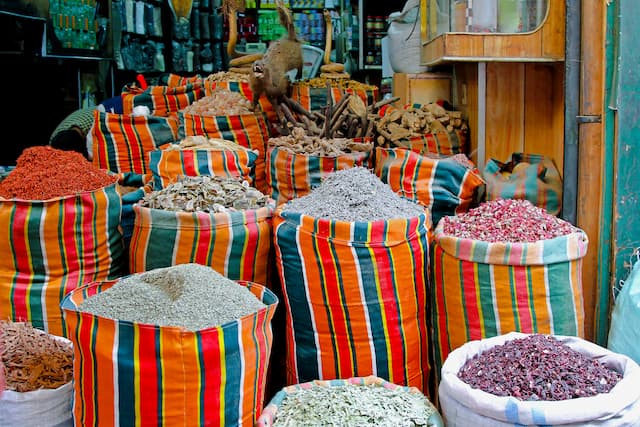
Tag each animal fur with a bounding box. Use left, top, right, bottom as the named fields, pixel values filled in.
left=249, top=0, right=303, bottom=114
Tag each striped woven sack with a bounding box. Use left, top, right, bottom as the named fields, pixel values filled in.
left=129, top=203, right=275, bottom=285
left=484, top=152, right=563, bottom=216
left=0, top=182, right=126, bottom=337
left=180, top=112, right=270, bottom=193
left=266, top=139, right=373, bottom=205
left=204, top=80, right=278, bottom=125
left=61, top=279, right=278, bottom=427
left=291, top=82, right=379, bottom=112
left=257, top=376, right=443, bottom=426
left=148, top=148, right=258, bottom=189
left=122, top=82, right=205, bottom=116
left=273, top=209, right=432, bottom=395
left=92, top=110, right=180, bottom=175
left=160, top=73, right=203, bottom=87
left=374, top=147, right=484, bottom=226
left=430, top=220, right=588, bottom=377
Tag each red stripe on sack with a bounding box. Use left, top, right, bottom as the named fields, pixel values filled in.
left=462, top=257, right=482, bottom=340
left=10, top=205, right=31, bottom=319
left=200, top=329, right=222, bottom=422
left=137, top=325, right=160, bottom=425
left=242, top=211, right=259, bottom=283
left=513, top=266, right=534, bottom=332
left=433, top=245, right=451, bottom=364
left=195, top=213, right=213, bottom=266
left=183, top=150, right=197, bottom=176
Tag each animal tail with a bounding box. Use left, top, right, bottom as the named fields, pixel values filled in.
left=275, top=0, right=298, bottom=41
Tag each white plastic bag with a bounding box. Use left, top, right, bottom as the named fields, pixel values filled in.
left=608, top=254, right=640, bottom=364
left=388, top=0, right=430, bottom=74
left=439, top=332, right=640, bottom=426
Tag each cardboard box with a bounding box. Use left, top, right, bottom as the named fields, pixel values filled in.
left=392, top=72, right=452, bottom=107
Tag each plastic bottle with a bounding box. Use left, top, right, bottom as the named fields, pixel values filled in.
left=154, top=44, right=166, bottom=72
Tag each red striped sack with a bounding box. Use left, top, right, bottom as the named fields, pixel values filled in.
left=122, top=82, right=205, bottom=117
left=161, top=73, right=203, bottom=87
left=0, top=182, right=126, bottom=337
left=273, top=209, right=432, bottom=396
left=431, top=219, right=588, bottom=376
left=374, top=147, right=484, bottom=226
left=92, top=110, right=179, bottom=175
left=129, top=203, right=275, bottom=286
left=266, top=139, right=373, bottom=205
left=148, top=147, right=258, bottom=189
left=180, top=112, right=270, bottom=193
left=61, top=279, right=277, bottom=427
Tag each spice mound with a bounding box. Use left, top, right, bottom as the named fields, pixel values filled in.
left=458, top=334, right=622, bottom=401
left=282, top=166, right=425, bottom=222
left=271, top=383, right=435, bottom=427
left=0, top=321, right=73, bottom=392
left=0, top=146, right=116, bottom=200
left=182, top=89, right=252, bottom=116
left=78, top=263, right=266, bottom=330
left=269, top=127, right=373, bottom=156
left=441, top=198, right=580, bottom=243
left=140, top=175, right=270, bottom=212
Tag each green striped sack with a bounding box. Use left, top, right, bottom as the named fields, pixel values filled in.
left=61, top=279, right=278, bottom=427
left=273, top=209, right=432, bottom=396
left=431, top=219, right=588, bottom=376
left=484, top=152, right=563, bottom=216
left=148, top=148, right=258, bottom=189
left=129, top=203, right=275, bottom=286
left=374, top=147, right=484, bottom=226
left=0, top=182, right=126, bottom=337
left=121, top=82, right=205, bottom=116
left=180, top=111, right=270, bottom=193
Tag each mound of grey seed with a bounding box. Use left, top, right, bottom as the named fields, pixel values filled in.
left=78, top=263, right=266, bottom=331
left=282, top=167, right=426, bottom=222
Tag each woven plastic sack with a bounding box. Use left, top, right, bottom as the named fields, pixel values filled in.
left=374, top=147, right=484, bottom=226
left=257, top=376, right=444, bottom=427
left=180, top=111, right=270, bottom=193
left=0, top=380, right=73, bottom=427
left=608, top=254, right=640, bottom=364
left=484, top=152, right=563, bottom=216
left=0, top=182, right=125, bottom=337
left=148, top=147, right=258, bottom=189
left=291, top=81, right=378, bottom=112
left=204, top=79, right=278, bottom=125
left=273, top=209, right=431, bottom=395
left=431, top=220, right=588, bottom=375
left=61, top=279, right=278, bottom=427
left=439, top=332, right=640, bottom=426
left=266, top=138, right=373, bottom=205
left=92, top=110, right=180, bottom=175
left=129, top=203, right=275, bottom=286
left=122, top=82, right=205, bottom=117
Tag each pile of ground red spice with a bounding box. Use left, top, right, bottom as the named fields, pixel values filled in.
left=0, top=146, right=117, bottom=200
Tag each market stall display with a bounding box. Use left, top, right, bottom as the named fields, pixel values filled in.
left=61, top=263, right=278, bottom=426
left=129, top=176, right=275, bottom=285
left=431, top=199, right=588, bottom=377
left=273, top=167, right=432, bottom=394
left=439, top=332, right=640, bottom=426
left=0, top=146, right=125, bottom=336
left=121, top=81, right=205, bottom=117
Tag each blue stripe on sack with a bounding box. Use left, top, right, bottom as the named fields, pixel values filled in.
left=276, top=214, right=319, bottom=381
left=118, top=322, right=136, bottom=425
left=309, top=218, right=341, bottom=379
left=105, top=183, right=126, bottom=278
left=307, top=156, right=321, bottom=193
left=145, top=210, right=179, bottom=271
left=351, top=221, right=390, bottom=380
left=546, top=260, right=578, bottom=335
left=155, top=326, right=163, bottom=424
left=223, top=321, right=241, bottom=426
left=227, top=211, right=247, bottom=280
left=267, top=149, right=279, bottom=203
left=504, top=398, right=521, bottom=423
left=24, top=204, right=45, bottom=329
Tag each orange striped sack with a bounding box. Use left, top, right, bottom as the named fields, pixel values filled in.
left=374, top=147, right=484, bottom=226
left=204, top=80, right=278, bottom=124
left=273, top=209, right=432, bottom=396
left=148, top=148, right=258, bottom=189
left=266, top=139, right=373, bottom=205
left=291, top=83, right=379, bottom=112
left=92, top=110, right=180, bottom=175
left=160, top=73, right=203, bottom=87
left=431, top=220, right=588, bottom=375
left=180, top=112, right=270, bottom=193
left=484, top=152, right=563, bottom=216
left=0, top=182, right=126, bottom=337
left=122, top=82, right=205, bottom=116
left=61, top=279, right=278, bottom=427
left=129, top=204, right=275, bottom=285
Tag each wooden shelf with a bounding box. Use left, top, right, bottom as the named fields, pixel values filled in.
left=420, top=1, right=564, bottom=66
